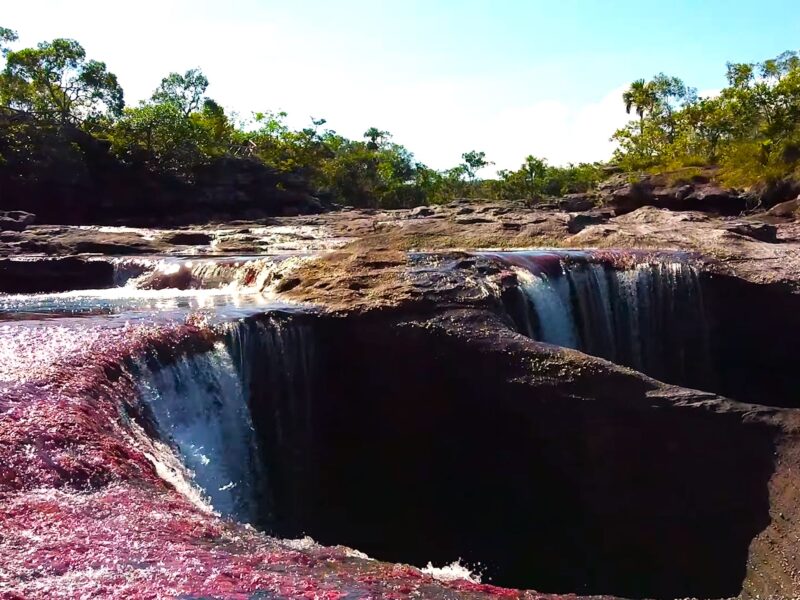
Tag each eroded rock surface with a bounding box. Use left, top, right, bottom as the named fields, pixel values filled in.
left=3, top=197, right=800, bottom=599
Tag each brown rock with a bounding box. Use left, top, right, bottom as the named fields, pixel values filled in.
left=767, top=197, right=800, bottom=219
left=567, top=209, right=614, bottom=234
left=0, top=211, right=35, bottom=232
left=559, top=193, right=596, bottom=212
left=602, top=174, right=745, bottom=216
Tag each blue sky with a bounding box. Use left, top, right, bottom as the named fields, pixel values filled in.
left=4, top=0, right=800, bottom=171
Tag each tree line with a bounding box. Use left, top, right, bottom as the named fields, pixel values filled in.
left=0, top=27, right=601, bottom=210
left=614, top=51, right=800, bottom=186
left=2, top=26, right=798, bottom=212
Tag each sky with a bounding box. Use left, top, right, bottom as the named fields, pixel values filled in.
left=3, top=0, right=800, bottom=173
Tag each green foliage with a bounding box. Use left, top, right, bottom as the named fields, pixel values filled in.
left=245, top=111, right=326, bottom=173
left=0, top=107, right=91, bottom=191
left=0, top=26, right=18, bottom=56
left=495, top=156, right=602, bottom=199
left=111, top=102, right=203, bottom=176
left=363, top=127, right=391, bottom=150
left=614, top=50, right=800, bottom=186
left=108, top=67, right=236, bottom=177
left=461, top=150, right=492, bottom=180
left=318, top=137, right=429, bottom=208
left=0, top=38, right=123, bottom=125
left=0, top=26, right=609, bottom=209
left=152, top=69, right=209, bottom=117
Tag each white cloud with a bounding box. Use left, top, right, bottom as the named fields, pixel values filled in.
left=475, top=85, right=631, bottom=172
left=263, top=81, right=633, bottom=173
left=697, top=88, right=722, bottom=99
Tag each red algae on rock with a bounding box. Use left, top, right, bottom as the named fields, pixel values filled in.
left=0, top=317, right=606, bottom=599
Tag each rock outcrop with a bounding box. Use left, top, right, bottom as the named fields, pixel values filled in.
left=598, top=172, right=748, bottom=215
left=252, top=310, right=779, bottom=599
left=2, top=300, right=797, bottom=600
left=766, top=196, right=800, bottom=219
left=5, top=191, right=800, bottom=599
left=0, top=210, right=35, bottom=232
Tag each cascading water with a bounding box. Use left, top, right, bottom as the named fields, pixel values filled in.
left=4, top=241, right=785, bottom=600
left=110, top=256, right=278, bottom=290
left=130, top=335, right=267, bottom=523
left=497, top=252, right=714, bottom=388
left=225, top=317, right=320, bottom=534
left=126, top=314, right=318, bottom=529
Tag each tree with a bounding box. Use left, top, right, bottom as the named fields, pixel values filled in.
left=623, top=79, right=657, bottom=135
left=461, top=150, right=492, bottom=180
left=151, top=69, right=209, bottom=117
left=111, top=95, right=241, bottom=176
left=192, top=98, right=236, bottom=157
left=614, top=49, right=800, bottom=185
left=302, top=117, right=327, bottom=140
left=0, top=38, right=123, bottom=124
left=0, top=26, right=17, bottom=56
left=520, top=155, right=548, bottom=195
left=650, top=74, right=695, bottom=143
left=726, top=62, right=755, bottom=90
left=364, top=127, right=390, bottom=150
left=112, top=103, right=191, bottom=167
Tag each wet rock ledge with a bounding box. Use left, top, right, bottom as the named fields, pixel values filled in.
left=3, top=197, right=800, bottom=599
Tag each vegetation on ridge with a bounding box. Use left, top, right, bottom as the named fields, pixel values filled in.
left=1, top=25, right=799, bottom=214
left=0, top=27, right=601, bottom=212
left=614, top=52, right=800, bottom=187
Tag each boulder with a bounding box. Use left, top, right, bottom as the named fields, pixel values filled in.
left=0, top=217, right=25, bottom=232
left=134, top=265, right=198, bottom=290
left=767, top=197, right=800, bottom=219
left=602, top=174, right=746, bottom=216
left=567, top=209, right=614, bottom=234
left=683, top=184, right=744, bottom=213
left=559, top=193, right=596, bottom=212
left=0, top=210, right=35, bottom=232
left=722, top=221, right=778, bottom=242
left=409, top=206, right=436, bottom=218
left=607, top=181, right=654, bottom=214
left=755, top=178, right=800, bottom=208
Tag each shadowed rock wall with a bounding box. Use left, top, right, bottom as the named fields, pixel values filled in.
left=701, top=273, right=800, bottom=408
left=243, top=311, right=776, bottom=600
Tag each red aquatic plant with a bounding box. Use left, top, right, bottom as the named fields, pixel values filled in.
left=0, top=318, right=612, bottom=599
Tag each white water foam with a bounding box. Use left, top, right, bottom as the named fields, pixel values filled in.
left=511, top=259, right=712, bottom=386
left=133, top=340, right=265, bottom=522
left=516, top=268, right=578, bottom=349
left=421, top=560, right=482, bottom=584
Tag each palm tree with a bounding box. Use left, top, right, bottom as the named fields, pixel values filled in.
left=623, top=79, right=657, bottom=135
left=364, top=127, right=390, bottom=150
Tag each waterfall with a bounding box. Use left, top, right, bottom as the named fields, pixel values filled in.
left=520, top=273, right=579, bottom=349
left=503, top=254, right=713, bottom=388
left=109, top=257, right=154, bottom=286
left=225, top=317, right=319, bottom=532
left=129, top=314, right=317, bottom=527
left=109, top=256, right=306, bottom=292
left=113, top=258, right=263, bottom=290
left=132, top=337, right=266, bottom=522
